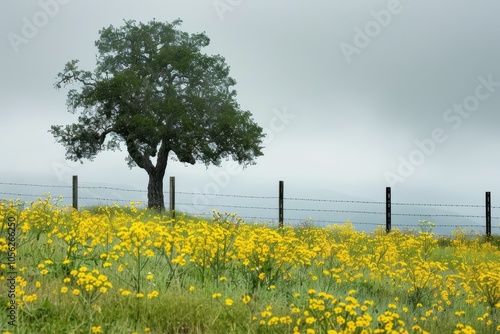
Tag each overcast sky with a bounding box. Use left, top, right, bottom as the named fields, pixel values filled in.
left=1, top=1, right=500, bottom=220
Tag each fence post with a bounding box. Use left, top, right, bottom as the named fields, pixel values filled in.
left=386, top=187, right=391, bottom=233
left=170, top=176, right=175, bottom=218
left=486, top=191, right=491, bottom=238
left=72, top=175, right=78, bottom=211
left=279, top=180, right=284, bottom=228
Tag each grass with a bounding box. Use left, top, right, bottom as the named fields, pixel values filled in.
left=1, top=197, right=500, bottom=333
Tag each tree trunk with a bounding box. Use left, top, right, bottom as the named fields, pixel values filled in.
left=147, top=169, right=165, bottom=210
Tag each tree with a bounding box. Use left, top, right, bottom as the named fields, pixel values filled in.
left=50, top=19, right=265, bottom=210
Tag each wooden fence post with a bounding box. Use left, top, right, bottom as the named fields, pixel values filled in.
left=486, top=191, right=491, bottom=238
left=72, top=175, right=78, bottom=211
left=279, top=181, right=284, bottom=228
left=170, top=176, right=175, bottom=218
left=386, top=187, right=391, bottom=233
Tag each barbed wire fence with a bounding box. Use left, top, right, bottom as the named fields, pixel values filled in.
left=1, top=177, right=499, bottom=236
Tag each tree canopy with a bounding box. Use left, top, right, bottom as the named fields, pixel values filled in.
left=50, top=19, right=265, bottom=209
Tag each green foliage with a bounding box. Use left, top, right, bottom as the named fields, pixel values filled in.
left=6, top=199, right=500, bottom=333
left=49, top=19, right=265, bottom=209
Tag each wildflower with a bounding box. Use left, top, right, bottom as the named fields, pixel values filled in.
left=121, top=290, right=132, bottom=296
left=91, top=326, right=102, bottom=333
left=72, top=289, right=80, bottom=296
left=189, top=285, right=195, bottom=292
left=242, top=295, right=251, bottom=304
left=24, top=294, right=38, bottom=302
left=147, top=291, right=159, bottom=299
left=225, top=298, right=233, bottom=306
left=61, top=287, right=68, bottom=293
left=212, top=293, right=222, bottom=299
left=306, top=317, right=316, bottom=324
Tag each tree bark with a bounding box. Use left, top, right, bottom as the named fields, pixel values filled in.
left=147, top=168, right=166, bottom=210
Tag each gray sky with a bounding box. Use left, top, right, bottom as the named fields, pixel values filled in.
left=1, top=1, right=500, bottom=222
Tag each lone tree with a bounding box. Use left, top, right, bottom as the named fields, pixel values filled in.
left=50, top=19, right=264, bottom=210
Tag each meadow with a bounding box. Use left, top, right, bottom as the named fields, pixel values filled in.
left=1, top=196, right=500, bottom=334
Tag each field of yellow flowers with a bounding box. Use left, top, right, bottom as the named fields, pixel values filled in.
left=1, top=196, right=500, bottom=334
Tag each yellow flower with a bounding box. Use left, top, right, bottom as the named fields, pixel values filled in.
left=225, top=298, right=234, bottom=306
left=72, top=289, right=80, bottom=296
left=136, top=293, right=145, bottom=298
left=61, top=287, right=68, bottom=293
left=147, top=291, right=159, bottom=299
left=24, top=294, right=38, bottom=303
left=306, top=316, right=316, bottom=324
left=242, top=295, right=251, bottom=304
left=91, top=326, right=102, bottom=333
left=189, top=285, right=195, bottom=292
left=121, top=290, right=132, bottom=296
left=146, top=274, right=154, bottom=280
left=212, top=293, right=222, bottom=299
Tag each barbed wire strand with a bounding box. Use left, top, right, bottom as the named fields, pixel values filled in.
left=3, top=182, right=500, bottom=208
